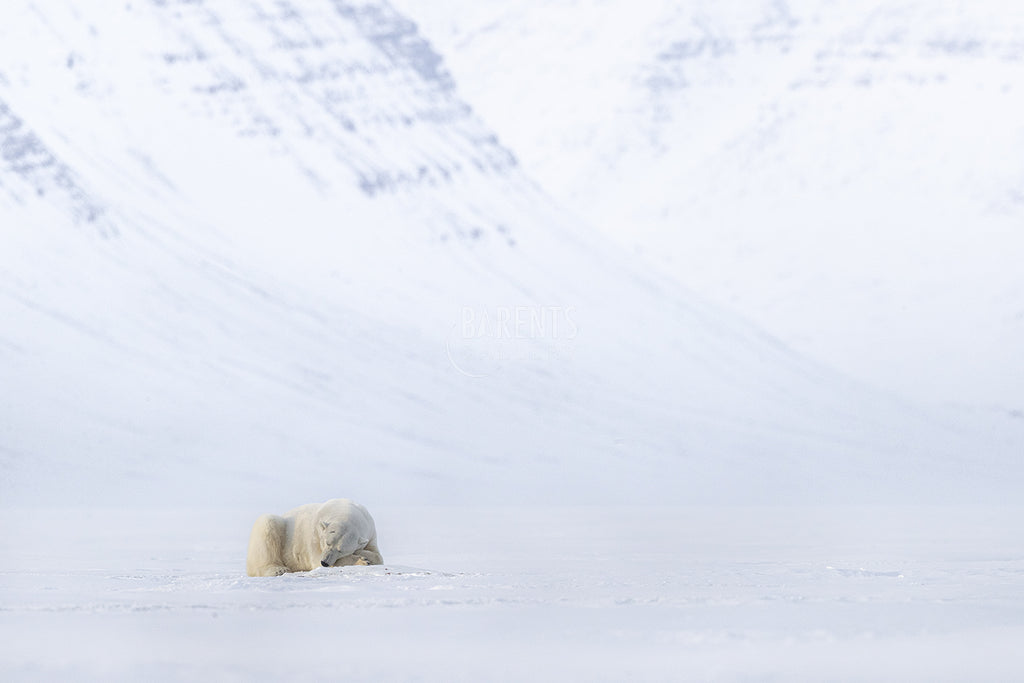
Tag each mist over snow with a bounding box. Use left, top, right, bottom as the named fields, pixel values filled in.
left=399, top=0, right=1024, bottom=412
left=2, top=2, right=1024, bottom=681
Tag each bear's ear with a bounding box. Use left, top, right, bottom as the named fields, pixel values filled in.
left=358, top=537, right=369, bottom=546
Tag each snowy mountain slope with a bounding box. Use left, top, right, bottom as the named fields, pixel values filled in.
left=396, top=0, right=1024, bottom=411
left=0, top=0, right=1018, bottom=508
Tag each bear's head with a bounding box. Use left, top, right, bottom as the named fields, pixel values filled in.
left=318, top=520, right=368, bottom=567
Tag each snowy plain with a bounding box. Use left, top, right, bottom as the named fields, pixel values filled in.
left=4, top=505, right=1024, bottom=682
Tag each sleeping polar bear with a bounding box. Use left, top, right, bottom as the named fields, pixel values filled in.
left=246, top=498, right=383, bottom=577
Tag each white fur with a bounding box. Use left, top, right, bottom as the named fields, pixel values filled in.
left=246, top=498, right=383, bottom=577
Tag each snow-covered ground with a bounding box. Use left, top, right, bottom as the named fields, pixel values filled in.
left=3, top=506, right=1024, bottom=681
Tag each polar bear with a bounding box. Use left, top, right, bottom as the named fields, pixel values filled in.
left=246, top=498, right=383, bottom=577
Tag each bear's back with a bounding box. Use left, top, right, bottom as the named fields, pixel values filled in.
left=283, top=502, right=322, bottom=519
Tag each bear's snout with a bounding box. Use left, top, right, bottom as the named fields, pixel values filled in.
left=321, top=560, right=330, bottom=567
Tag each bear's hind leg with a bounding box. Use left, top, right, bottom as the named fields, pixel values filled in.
left=247, top=514, right=289, bottom=577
